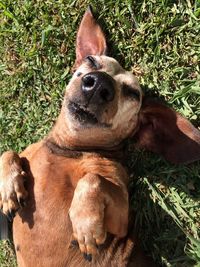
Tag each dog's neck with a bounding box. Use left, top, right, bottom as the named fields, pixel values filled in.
left=45, top=137, right=128, bottom=162
left=46, top=110, right=129, bottom=161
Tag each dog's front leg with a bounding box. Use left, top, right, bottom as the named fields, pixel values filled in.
left=0, top=151, right=28, bottom=218
left=69, top=173, right=128, bottom=260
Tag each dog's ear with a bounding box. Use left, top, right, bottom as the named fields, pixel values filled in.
left=134, top=98, right=200, bottom=164
left=74, top=6, right=107, bottom=69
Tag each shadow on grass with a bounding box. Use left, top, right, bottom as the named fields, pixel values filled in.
left=127, top=148, right=199, bottom=267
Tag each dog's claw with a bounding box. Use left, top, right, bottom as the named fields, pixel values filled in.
left=7, top=214, right=12, bottom=222
left=18, top=197, right=26, bottom=208
left=7, top=209, right=16, bottom=221
left=96, top=244, right=104, bottom=250
left=70, top=240, right=79, bottom=247
left=83, top=253, right=92, bottom=262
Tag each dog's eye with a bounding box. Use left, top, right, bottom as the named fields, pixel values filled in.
left=85, top=56, right=101, bottom=69
left=122, top=84, right=140, bottom=101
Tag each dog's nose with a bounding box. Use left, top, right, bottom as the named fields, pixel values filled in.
left=81, top=72, right=115, bottom=103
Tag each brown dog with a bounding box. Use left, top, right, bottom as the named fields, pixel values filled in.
left=0, top=7, right=200, bottom=267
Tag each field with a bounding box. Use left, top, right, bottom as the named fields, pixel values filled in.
left=0, top=0, right=200, bottom=266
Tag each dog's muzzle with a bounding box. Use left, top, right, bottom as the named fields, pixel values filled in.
left=67, top=72, right=115, bottom=126
left=81, top=72, right=115, bottom=104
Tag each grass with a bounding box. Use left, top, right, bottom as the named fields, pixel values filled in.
left=0, top=240, right=16, bottom=267
left=0, top=0, right=200, bottom=266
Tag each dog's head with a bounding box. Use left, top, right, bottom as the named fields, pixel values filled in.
left=66, top=55, right=142, bottom=132
left=61, top=8, right=142, bottom=149
left=54, top=7, right=200, bottom=164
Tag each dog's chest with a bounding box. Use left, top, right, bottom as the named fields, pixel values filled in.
left=21, top=146, right=123, bottom=212
left=23, top=153, right=81, bottom=206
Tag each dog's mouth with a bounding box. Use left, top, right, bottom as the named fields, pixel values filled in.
left=68, top=102, right=98, bottom=124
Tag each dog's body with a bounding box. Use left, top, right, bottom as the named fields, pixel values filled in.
left=9, top=140, right=152, bottom=267
left=0, top=7, right=200, bottom=267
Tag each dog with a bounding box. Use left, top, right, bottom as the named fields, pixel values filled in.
left=0, top=7, right=200, bottom=267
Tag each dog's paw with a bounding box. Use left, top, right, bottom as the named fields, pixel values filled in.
left=69, top=175, right=106, bottom=259
left=69, top=204, right=106, bottom=257
left=0, top=151, right=28, bottom=219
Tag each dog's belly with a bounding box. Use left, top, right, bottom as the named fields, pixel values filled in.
left=13, top=198, right=75, bottom=267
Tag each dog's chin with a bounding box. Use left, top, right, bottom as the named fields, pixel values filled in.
left=68, top=101, right=99, bottom=126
